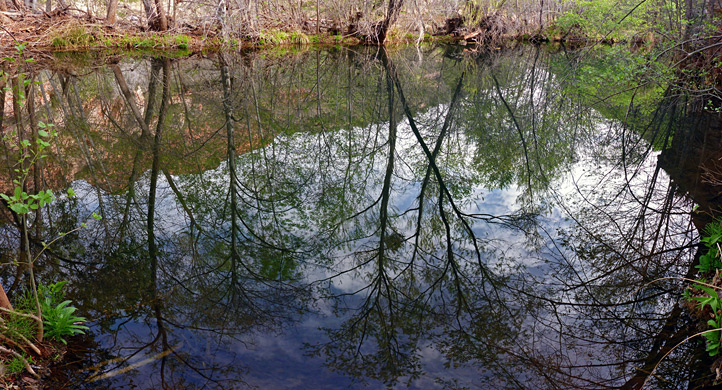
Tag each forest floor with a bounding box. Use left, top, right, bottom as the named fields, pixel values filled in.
left=0, top=11, right=453, bottom=57
left=1, top=11, right=243, bottom=54
left=0, top=10, right=552, bottom=57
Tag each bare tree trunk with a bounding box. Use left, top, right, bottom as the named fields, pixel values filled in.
left=153, top=0, right=168, bottom=30
left=0, top=75, right=5, bottom=132
left=144, top=61, right=162, bottom=129
left=141, top=0, right=167, bottom=30
left=147, top=58, right=170, bottom=273
left=142, top=0, right=154, bottom=25
left=106, top=0, right=118, bottom=24
left=220, top=54, right=239, bottom=284
left=111, top=64, right=151, bottom=138
left=368, top=0, right=405, bottom=44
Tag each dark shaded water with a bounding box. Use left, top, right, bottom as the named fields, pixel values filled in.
left=1, top=45, right=719, bottom=389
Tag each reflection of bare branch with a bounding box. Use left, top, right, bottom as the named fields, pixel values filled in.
left=409, top=66, right=465, bottom=267
left=111, top=63, right=151, bottom=138
left=381, top=49, right=494, bottom=289
left=492, top=72, right=534, bottom=193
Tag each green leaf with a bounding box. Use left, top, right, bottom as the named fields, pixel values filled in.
left=693, top=296, right=716, bottom=310
left=50, top=281, right=67, bottom=293
left=9, top=203, right=28, bottom=214
left=696, top=285, right=720, bottom=300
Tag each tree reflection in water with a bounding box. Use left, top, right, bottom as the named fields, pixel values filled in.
left=0, top=46, right=713, bottom=389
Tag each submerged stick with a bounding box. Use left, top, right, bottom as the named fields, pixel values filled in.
left=86, top=342, right=182, bottom=382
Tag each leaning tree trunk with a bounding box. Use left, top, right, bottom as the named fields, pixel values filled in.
left=367, top=0, right=405, bottom=44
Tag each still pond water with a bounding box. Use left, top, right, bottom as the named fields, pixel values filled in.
left=1, top=45, right=717, bottom=389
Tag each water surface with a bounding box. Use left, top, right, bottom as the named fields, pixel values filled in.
left=0, top=45, right=715, bottom=389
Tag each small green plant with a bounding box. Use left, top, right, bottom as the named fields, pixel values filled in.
left=174, top=34, right=191, bottom=49
left=683, top=218, right=722, bottom=356
left=38, top=280, right=68, bottom=304
left=50, top=25, right=95, bottom=48
left=34, top=281, right=88, bottom=344
left=6, top=353, right=33, bottom=375
left=0, top=122, right=58, bottom=214
left=51, top=37, right=69, bottom=48
left=696, top=219, right=722, bottom=273
left=289, top=31, right=310, bottom=44
left=4, top=310, right=37, bottom=343
left=704, top=99, right=722, bottom=114
left=690, top=283, right=722, bottom=356
left=43, top=301, right=89, bottom=344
